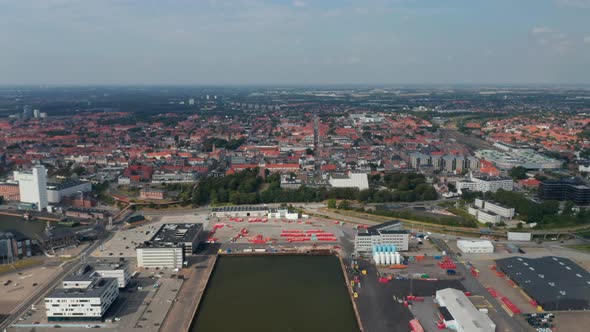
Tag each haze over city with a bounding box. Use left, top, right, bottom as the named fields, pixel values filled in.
left=1, top=0, right=590, bottom=85
left=2, top=1, right=590, bottom=332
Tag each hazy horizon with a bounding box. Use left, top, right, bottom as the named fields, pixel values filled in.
left=2, top=0, right=590, bottom=85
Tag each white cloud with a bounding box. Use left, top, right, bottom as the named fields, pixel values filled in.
left=532, top=26, right=552, bottom=35
left=554, top=0, right=590, bottom=8
left=531, top=26, right=577, bottom=52
left=292, top=0, right=307, bottom=7
left=584, top=36, right=590, bottom=44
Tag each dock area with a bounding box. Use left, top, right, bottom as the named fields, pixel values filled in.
left=160, top=254, right=217, bottom=332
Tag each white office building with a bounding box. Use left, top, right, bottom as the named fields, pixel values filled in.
left=92, top=261, right=132, bottom=288
left=137, top=247, right=184, bottom=269
left=456, top=172, right=513, bottom=193
left=355, top=220, right=410, bottom=254
left=329, top=172, right=369, bottom=191
left=136, top=223, right=202, bottom=268
left=436, top=288, right=496, bottom=332
left=475, top=199, right=515, bottom=219
left=45, top=275, right=118, bottom=321
left=457, top=240, right=494, bottom=254
left=13, top=165, right=48, bottom=211
left=468, top=207, right=502, bottom=225
left=268, top=208, right=299, bottom=220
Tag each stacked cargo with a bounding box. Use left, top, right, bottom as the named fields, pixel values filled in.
left=409, top=319, right=424, bottom=332
left=437, top=256, right=456, bottom=269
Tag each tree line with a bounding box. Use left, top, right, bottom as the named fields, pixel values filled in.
left=189, top=169, right=439, bottom=206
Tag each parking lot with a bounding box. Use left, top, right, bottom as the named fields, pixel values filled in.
left=91, top=213, right=210, bottom=258
left=9, top=267, right=182, bottom=331
left=0, top=265, right=61, bottom=315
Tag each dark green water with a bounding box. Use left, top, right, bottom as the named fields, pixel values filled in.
left=0, top=214, right=46, bottom=239
left=191, top=255, right=359, bottom=332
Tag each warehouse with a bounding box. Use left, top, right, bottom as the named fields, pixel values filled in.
left=457, top=240, right=494, bottom=253
left=355, top=220, right=409, bottom=254
left=435, top=288, right=496, bottom=332
left=211, top=206, right=268, bottom=218
left=495, top=256, right=590, bottom=310
left=136, top=223, right=202, bottom=268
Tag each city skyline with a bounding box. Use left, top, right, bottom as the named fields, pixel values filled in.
left=1, top=0, right=590, bottom=85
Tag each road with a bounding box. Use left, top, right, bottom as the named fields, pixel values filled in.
left=303, top=205, right=590, bottom=238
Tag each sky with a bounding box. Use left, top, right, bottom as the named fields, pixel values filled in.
left=1, top=0, right=590, bottom=85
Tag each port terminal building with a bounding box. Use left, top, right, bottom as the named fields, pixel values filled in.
left=354, top=220, right=410, bottom=254
left=136, top=223, right=202, bottom=268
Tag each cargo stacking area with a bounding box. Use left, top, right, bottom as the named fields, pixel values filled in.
left=191, top=255, right=359, bottom=332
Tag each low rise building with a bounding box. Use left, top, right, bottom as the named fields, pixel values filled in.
left=268, top=208, right=298, bottom=220
left=151, top=171, right=197, bottom=184
left=355, top=220, right=409, bottom=254
left=45, top=267, right=119, bottom=321
left=475, top=199, right=515, bottom=219
left=0, top=231, right=32, bottom=258
left=0, top=182, right=20, bottom=201
left=92, top=261, right=132, bottom=288
left=139, top=188, right=166, bottom=200
left=46, top=180, right=92, bottom=204
left=136, top=223, right=202, bottom=268
left=457, top=240, right=494, bottom=253
left=435, top=288, right=496, bottom=332
left=477, top=143, right=562, bottom=170
left=329, top=172, right=369, bottom=190
left=469, top=208, right=501, bottom=225
left=211, top=206, right=269, bottom=218
left=496, top=256, right=590, bottom=310
left=456, top=173, right=513, bottom=193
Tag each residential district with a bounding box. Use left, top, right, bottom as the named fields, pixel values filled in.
left=0, top=86, right=590, bottom=332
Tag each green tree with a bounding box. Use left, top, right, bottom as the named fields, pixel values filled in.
left=563, top=200, right=575, bottom=215
left=327, top=199, right=337, bottom=209
left=338, top=200, right=351, bottom=210
left=509, top=166, right=527, bottom=180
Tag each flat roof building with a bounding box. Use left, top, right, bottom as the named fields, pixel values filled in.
left=355, top=220, right=409, bottom=254
left=92, top=261, right=132, bottom=288
left=456, top=173, right=513, bottom=193
left=436, top=288, right=496, bottom=332
left=211, top=206, right=269, bottom=218
left=538, top=179, right=590, bottom=206
left=13, top=165, right=48, bottom=211
left=329, top=172, right=369, bottom=191
left=495, top=256, right=590, bottom=311
left=45, top=269, right=119, bottom=321
left=137, top=223, right=202, bottom=268
left=476, top=144, right=561, bottom=170
left=46, top=180, right=92, bottom=204
left=457, top=240, right=494, bottom=253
